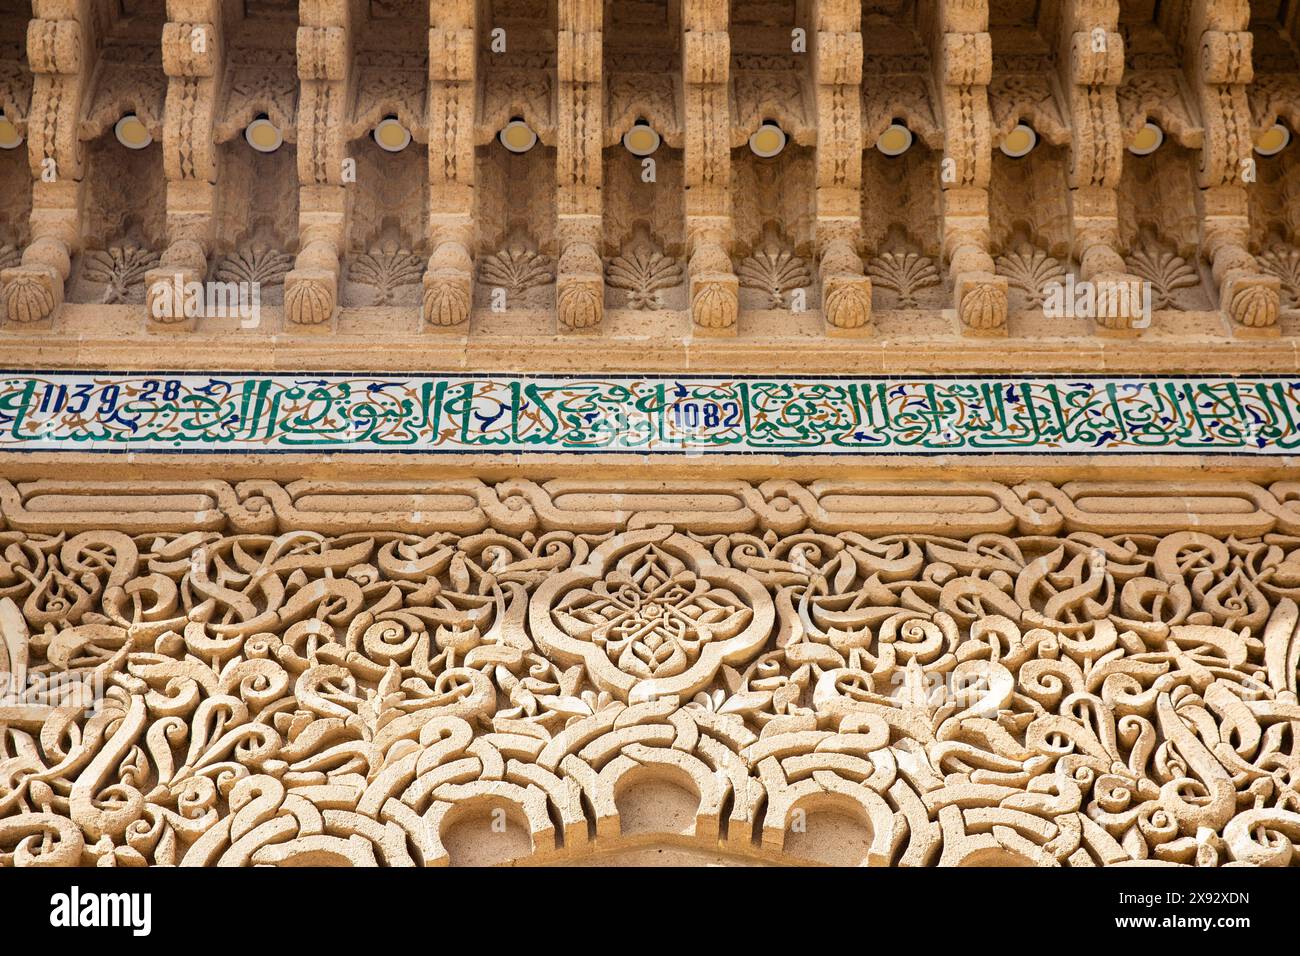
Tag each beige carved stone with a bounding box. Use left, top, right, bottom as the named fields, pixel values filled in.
left=3, top=0, right=1300, bottom=873
left=0, top=1, right=1297, bottom=337
left=0, top=478, right=1296, bottom=867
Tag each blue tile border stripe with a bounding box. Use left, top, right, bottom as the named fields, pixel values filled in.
left=1, top=370, right=1298, bottom=455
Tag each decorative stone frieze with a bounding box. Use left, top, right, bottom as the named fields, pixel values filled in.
left=1, top=477, right=1299, bottom=866
left=2, top=0, right=1299, bottom=875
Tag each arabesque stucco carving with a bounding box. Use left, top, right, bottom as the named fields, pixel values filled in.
left=2, top=478, right=1299, bottom=867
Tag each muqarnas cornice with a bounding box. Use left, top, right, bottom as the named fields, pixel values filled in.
left=1, top=1, right=1300, bottom=341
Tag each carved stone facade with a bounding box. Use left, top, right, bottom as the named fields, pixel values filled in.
left=2, top=0, right=1300, bottom=868
left=0, top=478, right=1298, bottom=867
left=2, top=0, right=1300, bottom=338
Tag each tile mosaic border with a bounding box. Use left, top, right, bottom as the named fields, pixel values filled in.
left=2, top=370, right=1298, bottom=455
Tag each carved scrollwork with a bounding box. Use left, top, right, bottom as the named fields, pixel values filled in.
left=1, top=481, right=1298, bottom=866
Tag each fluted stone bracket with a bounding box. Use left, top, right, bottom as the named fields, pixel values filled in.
left=1222, top=273, right=1282, bottom=338
left=688, top=251, right=739, bottom=337
left=684, top=223, right=738, bottom=335
left=0, top=262, right=61, bottom=328
left=285, top=187, right=346, bottom=329
left=556, top=216, right=604, bottom=333
left=1, top=206, right=77, bottom=328
left=1201, top=193, right=1282, bottom=337
left=142, top=269, right=200, bottom=333
left=1086, top=271, right=1150, bottom=337
left=421, top=243, right=473, bottom=332
left=955, top=271, right=1008, bottom=336
left=556, top=231, right=605, bottom=331
left=143, top=235, right=209, bottom=332
left=819, top=235, right=871, bottom=336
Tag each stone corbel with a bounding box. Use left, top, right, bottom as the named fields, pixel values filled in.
left=284, top=0, right=354, bottom=328
left=556, top=216, right=603, bottom=332
left=819, top=229, right=870, bottom=335
left=683, top=1, right=736, bottom=334
left=145, top=1, right=224, bottom=331
left=423, top=216, right=473, bottom=330
left=687, top=219, right=738, bottom=334
left=1073, top=207, right=1148, bottom=334
left=813, top=0, right=870, bottom=335
left=555, top=0, right=603, bottom=333
left=2, top=0, right=94, bottom=328
left=1185, top=0, right=1279, bottom=335
left=931, top=0, right=1004, bottom=335
left=1202, top=200, right=1280, bottom=336
left=422, top=1, right=476, bottom=331
left=1060, top=1, right=1146, bottom=335
left=284, top=188, right=345, bottom=328
left=942, top=187, right=1005, bottom=335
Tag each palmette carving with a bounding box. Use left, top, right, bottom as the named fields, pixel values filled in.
left=479, top=243, right=554, bottom=299
left=350, top=242, right=425, bottom=305
left=81, top=245, right=161, bottom=305
left=1126, top=249, right=1201, bottom=311
left=606, top=242, right=681, bottom=310
left=996, top=246, right=1067, bottom=309
left=2, top=489, right=1298, bottom=867
left=1257, top=246, right=1300, bottom=308
left=736, top=247, right=811, bottom=310
left=867, top=251, right=941, bottom=308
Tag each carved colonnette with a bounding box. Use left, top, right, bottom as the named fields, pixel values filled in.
left=422, top=0, right=475, bottom=329
left=283, top=0, right=353, bottom=326
left=1185, top=0, right=1282, bottom=334
left=1, top=0, right=95, bottom=327
left=144, top=0, right=224, bottom=330
left=1057, top=1, right=1148, bottom=332
left=931, top=0, right=1008, bottom=334
left=682, top=0, right=736, bottom=332
left=813, top=0, right=871, bottom=334
left=553, top=0, right=602, bottom=332
left=1, top=477, right=1299, bottom=867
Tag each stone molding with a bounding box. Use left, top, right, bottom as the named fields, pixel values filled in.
left=6, top=476, right=1300, bottom=536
